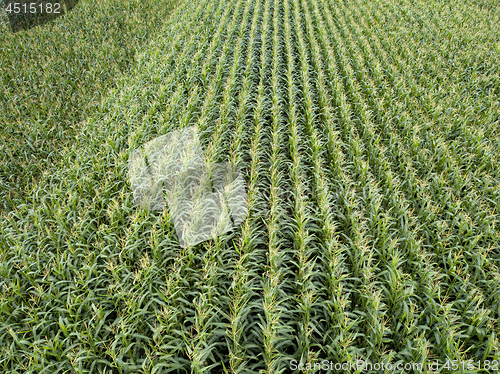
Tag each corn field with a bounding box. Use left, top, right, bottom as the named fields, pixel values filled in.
left=0, top=0, right=499, bottom=372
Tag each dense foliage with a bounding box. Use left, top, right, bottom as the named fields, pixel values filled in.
left=0, top=0, right=179, bottom=212
left=1, top=0, right=499, bottom=372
